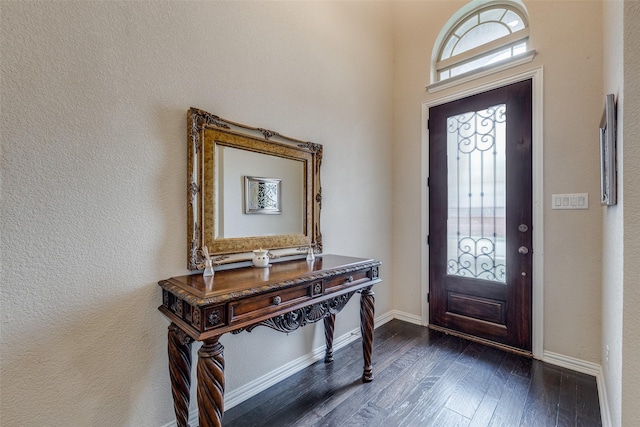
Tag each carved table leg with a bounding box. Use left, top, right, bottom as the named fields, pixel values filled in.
left=168, top=323, right=194, bottom=427
left=197, top=336, right=225, bottom=427
left=324, top=314, right=336, bottom=363
left=360, top=286, right=375, bottom=382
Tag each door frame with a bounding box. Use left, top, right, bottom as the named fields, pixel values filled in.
left=421, top=67, right=544, bottom=359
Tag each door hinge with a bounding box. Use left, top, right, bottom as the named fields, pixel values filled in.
left=427, top=235, right=430, bottom=245
left=427, top=293, right=430, bottom=303
left=427, top=119, right=430, bottom=130
left=427, top=177, right=430, bottom=187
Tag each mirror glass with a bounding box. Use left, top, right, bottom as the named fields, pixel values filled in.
left=216, top=145, right=304, bottom=238
left=187, top=108, right=322, bottom=270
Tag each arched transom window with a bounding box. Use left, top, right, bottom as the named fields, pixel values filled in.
left=434, top=3, right=531, bottom=84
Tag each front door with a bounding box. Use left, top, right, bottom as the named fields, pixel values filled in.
left=429, top=79, right=532, bottom=351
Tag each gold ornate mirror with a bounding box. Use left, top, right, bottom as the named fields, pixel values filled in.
left=187, top=108, right=322, bottom=270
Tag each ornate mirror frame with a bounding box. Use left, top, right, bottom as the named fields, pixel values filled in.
left=187, top=108, right=322, bottom=270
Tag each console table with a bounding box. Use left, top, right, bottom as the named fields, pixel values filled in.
left=158, top=254, right=381, bottom=427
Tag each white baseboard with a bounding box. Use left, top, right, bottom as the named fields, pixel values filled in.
left=388, top=309, right=423, bottom=326
left=543, top=351, right=611, bottom=427
left=542, top=350, right=601, bottom=377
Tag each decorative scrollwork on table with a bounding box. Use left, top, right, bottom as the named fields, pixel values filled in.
left=192, top=307, right=201, bottom=328
left=313, top=282, right=323, bottom=296
left=208, top=310, right=221, bottom=327
left=238, top=292, right=357, bottom=335
left=172, top=299, right=183, bottom=317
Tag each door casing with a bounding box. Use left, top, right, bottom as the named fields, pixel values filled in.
left=421, top=67, right=544, bottom=358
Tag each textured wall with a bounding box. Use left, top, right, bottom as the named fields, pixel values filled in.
left=531, top=0, right=604, bottom=364
left=601, top=2, right=640, bottom=425
left=392, top=0, right=604, bottom=362
left=602, top=1, right=624, bottom=425
left=621, top=3, right=640, bottom=425
left=0, top=2, right=393, bottom=425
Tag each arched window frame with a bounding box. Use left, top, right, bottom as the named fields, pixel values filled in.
left=428, top=0, right=536, bottom=93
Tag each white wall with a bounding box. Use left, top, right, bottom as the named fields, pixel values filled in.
left=621, top=3, right=640, bottom=425
left=602, top=1, right=624, bottom=424
left=602, top=2, right=640, bottom=425
left=0, top=2, right=393, bottom=425
left=392, top=0, right=604, bottom=363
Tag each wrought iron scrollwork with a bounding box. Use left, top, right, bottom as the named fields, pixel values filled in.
left=447, top=237, right=506, bottom=281
left=448, top=105, right=506, bottom=154
left=446, top=104, right=507, bottom=282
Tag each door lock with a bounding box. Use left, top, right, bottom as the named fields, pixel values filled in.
left=518, top=246, right=529, bottom=255
left=518, top=224, right=529, bottom=232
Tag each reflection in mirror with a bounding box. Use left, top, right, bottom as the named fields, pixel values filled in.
left=187, top=108, right=322, bottom=270
left=244, top=176, right=282, bottom=215
left=217, top=145, right=304, bottom=238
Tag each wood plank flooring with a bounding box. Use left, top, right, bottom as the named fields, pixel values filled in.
left=223, top=320, right=602, bottom=427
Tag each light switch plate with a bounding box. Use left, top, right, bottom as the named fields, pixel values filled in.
left=552, top=193, right=589, bottom=210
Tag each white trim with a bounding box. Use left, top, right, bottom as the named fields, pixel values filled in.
left=530, top=68, right=544, bottom=359
left=428, top=49, right=536, bottom=93
left=596, top=369, right=613, bottom=427
left=421, top=67, right=544, bottom=359
left=389, top=310, right=423, bottom=326
left=430, top=0, right=530, bottom=83
left=437, top=29, right=530, bottom=71
left=543, top=351, right=612, bottom=427
left=543, top=350, right=600, bottom=377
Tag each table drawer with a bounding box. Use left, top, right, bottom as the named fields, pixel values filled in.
left=324, top=269, right=370, bottom=293
left=228, top=286, right=311, bottom=324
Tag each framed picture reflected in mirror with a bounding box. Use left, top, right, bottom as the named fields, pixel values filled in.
left=245, top=176, right=282, bottom=214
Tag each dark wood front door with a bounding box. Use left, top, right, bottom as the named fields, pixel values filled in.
left=429, top=79, right=532, bottom=351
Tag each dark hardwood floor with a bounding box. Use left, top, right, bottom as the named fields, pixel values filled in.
left=223, top=320, right=602, bottom=427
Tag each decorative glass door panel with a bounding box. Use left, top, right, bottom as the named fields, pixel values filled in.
left=446, top=104, right=506, bottom=283
left=429, top=80, right=532, bottom=351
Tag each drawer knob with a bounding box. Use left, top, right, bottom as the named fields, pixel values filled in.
left=272, top=296, right=282, bottom=305
left=346, top=276, right=354, bottom=283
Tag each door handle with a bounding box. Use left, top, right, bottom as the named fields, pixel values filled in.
left=518, top=246, right=529, bottom=255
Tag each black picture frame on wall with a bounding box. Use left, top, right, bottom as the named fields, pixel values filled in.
left=600, top=93, right=617, bottom=206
